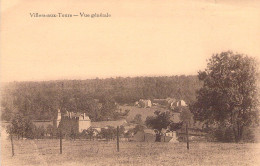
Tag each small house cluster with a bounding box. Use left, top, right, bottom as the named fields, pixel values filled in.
left=135, top=98, right=187, bottom=109
left=1, top=97, right=205, bottom=142
left=58, top=110, right=91, bottom=132
left=136, top=99, right=152, bottom=108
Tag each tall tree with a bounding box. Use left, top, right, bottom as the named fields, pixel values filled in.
left=192, top=51, right=259, bottom=142
left=131, top=114, right=143, bottom=125
left=145, top=111, right=172, bottom=141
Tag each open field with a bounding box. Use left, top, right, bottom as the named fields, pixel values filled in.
left=119, top=105, right=168, bottom=122
left=1, top=138, right=260, bottom=166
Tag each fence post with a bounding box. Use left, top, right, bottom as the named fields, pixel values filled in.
left=186, top=122, right=189, bottom=150
left=11, top=134, right=14, bottom=157
left=117, top=126, right=119, bottom=152
left=60, top=129, right=62, bottom=154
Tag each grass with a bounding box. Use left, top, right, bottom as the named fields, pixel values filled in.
left=119, top=105, right=168, bottom=122
left=2, top=138, right=260, bottom=166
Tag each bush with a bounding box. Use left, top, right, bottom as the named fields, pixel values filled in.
left=206, top=126, right=258, bottom=143
left=242, top=127, right=257, bottom=142
left=206, top=127, right=235, bottom=142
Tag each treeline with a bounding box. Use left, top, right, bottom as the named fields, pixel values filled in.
left=6, top=114, right=57, bottom=139
left=1, top=75, right=201, bottom=121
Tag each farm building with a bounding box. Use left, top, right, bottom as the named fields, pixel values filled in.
left=153, top=98, right=176, bottom=106
left=153, top=99, right=169, bottom=106
left=91, top=119, right=127, bottom=132
left=165, top=131, right=179, bottom=143
left=33, top=120, right=53, bottom=129
left=134, top=101, right=139, bottom=106
left=139, top=99, right=152, bottom=108
left=58, top=110, right=91, bottom=133
left=170, top=100, right=187, bottom=108
left=131, top=129, right=156, bottom=142
left=131, top=129, right=177, bottom=142
left=153, top=98, right=187, bottom=109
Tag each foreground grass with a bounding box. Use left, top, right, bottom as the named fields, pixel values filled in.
left=1, top=138, right=260, bottom=166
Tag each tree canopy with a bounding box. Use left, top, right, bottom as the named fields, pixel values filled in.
left=1, top=75, right=201, bottom=121
left=192, top=51, right=259, bottom=142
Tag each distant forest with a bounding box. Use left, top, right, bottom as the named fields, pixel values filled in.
left=1, top=75, right=202, bottom=121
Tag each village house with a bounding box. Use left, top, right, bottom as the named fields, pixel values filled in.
left=170, top=100, right=187, bottom=109
left=131, top=129, right=156, bottom=142
left=58, top=110, right=91, bottom=133
left=91, top=119, right=127, bottom=132
left=153, top=98, right=176, bottom=107
left=33, top=120, right=53, bottom=129
left=138, top=99, right=152, bottom=108
left=89, top=119, right=127, bottom=137
left=131, top=129, right=178, bottom=142
left=153, top=98, right=187, bottom=109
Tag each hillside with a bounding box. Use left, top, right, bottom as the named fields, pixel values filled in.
left=119, top=105, right=168, bottom=122
left=1, top=75, right=202, bottom=121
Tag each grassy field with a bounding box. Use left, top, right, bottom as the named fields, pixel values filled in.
left=119, top=105, right=168, bottom=122
left=1, top=138, right=260, bottom=166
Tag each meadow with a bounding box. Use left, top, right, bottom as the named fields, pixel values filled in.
left=1, top=138, right=260, bottom=166
left=119, top=105, right=168, bottom=122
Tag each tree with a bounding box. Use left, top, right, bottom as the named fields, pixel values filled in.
left=99, top=127, right=117, bottom=140
left=192, top=51, right=259, bottom=142
left=131, top=114, right=143, bottom=125
left=118, top=125, right=125, bottom=136
left=6, top=113, right=37, bottom=139
left=1, top=75, right=202, bottom=122
left=180, top=107, right=193, bottom=125
left=86, top=128, right=95, bottom=140
left=145, top=111, right=172, bottom=142
left=46, top=125, right=57, bottom=139
left=133, top=124, right=145, bottom=134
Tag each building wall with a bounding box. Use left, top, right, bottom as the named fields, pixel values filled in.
left=59, top=117, right=79, bottom=134
left=139, top=99, right=152, bottom=108
left=78, top=120, right=91, bottom=132
left=33, top=120, right=53, bottom=129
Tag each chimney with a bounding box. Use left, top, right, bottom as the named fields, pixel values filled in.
left=83, top=113, right=85, bottom=119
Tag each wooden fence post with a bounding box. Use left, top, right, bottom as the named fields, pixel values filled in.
left=60, top=129, right=62, bottom=154
left=117, top=126, right=119, bottom=152
left=11, top=134, right=14, bottom=157
left=186, top=122, right=189, bottom=150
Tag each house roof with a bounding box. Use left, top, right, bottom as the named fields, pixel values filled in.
left=33, top=120, right=53, bottom=128
left=63, top=112, right=82, bottom=118
left=143, top=129, right=155, bottom=134
left=91, top=119, right=127, bottom=128
left=63, top=111, right=90, bottom=120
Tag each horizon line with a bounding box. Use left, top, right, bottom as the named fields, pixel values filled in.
left=1, top=73, right=199, bottom=84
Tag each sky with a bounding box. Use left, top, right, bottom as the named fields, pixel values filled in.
left=1, top=0, right=260, bottom=82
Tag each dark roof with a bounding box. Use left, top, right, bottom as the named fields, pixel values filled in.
left=63, top=112, right=83, bottom=118
left=33, top=120, right=53, bottom=128
left=91, top=119, right=127, bottom=128
left=143, top=129, right=155, bottom=134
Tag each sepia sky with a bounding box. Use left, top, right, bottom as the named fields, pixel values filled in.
left=1, top=0, right=260, bottom=82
